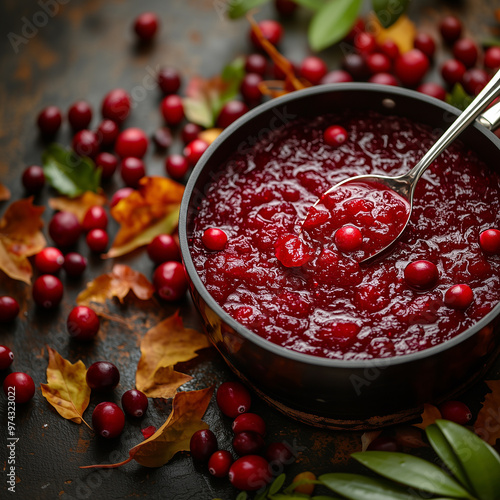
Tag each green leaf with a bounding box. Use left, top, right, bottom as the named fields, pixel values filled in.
left=319, top=473, right=423, bottom=500
left=372, top=0, right=409, bottom=29
left=293, top=0, right=326, bottom=10
left=269, top=474, right=287, bottom=495
left=182, top=97, right=215, bottom=128
left=352, top=451, right=472, bottom=498
left=215, top=57, right=246, bottom=116
left=426, top=424, right=474, bottom=493
left=270, top=495, right=311, bottom=500
left=42, top=144, right=101, bottom=198
left=308, top=0, right=363, bottom=52
left=481, top=37, right=500, bottom=47
left=227, top=0, right=269, bottom=19
left=236, top=492, right=248, bottom=500
left=436, top=419, right=500, bottom=500
left=312, top=496, right=343, bottom=500
left=446, top=83, right=473, bottom=111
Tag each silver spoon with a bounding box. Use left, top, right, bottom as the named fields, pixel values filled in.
left=304, top=69, right=500, bottom=264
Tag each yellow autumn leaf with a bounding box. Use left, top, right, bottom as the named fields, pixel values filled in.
left=49, top=191, right=106, bottom=222
left=372, top=14, right=417, bottom=54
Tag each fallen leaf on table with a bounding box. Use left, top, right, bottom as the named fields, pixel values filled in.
left=372, top=14, right=417, bottom=54
left=40, top=346, right=91, bottom=429
left=0, top=198, right=46, bottom=284
left=395, top=425, right=428, bottom=448
left=413, top=403, right=442, bottom=430
left=474, top=380, right=500, bottom=445
left=361, top=430, right=381, bottom=451
left=0, top=184, right=11, bottom=201
left=136, top=311, right=211, bottom=399
left=49, top=191, right=107, bottom=222
left=104, top=176, right=184, bottom=259
left=198, top=128, right=223, bottom=145
left=81, top=387, right=214, bottom=469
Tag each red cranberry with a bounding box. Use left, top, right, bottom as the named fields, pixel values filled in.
left=37, top=106, right=62, bottom=137
left=152, top=261, right=188, bottom=301
left=394, top=49, right=429, bottom=87
left=320, top=70, right=353, bottom=84
left=63, top=252, right=87, bottom=277
left=190, top=429, right=218, bottom=461
left=147, top=234, right=181, bottom=264
left=202, top=228, right=228, bottom=251
left=133, top=12, right=159, bottom=42
left=82, top=205, right=108, bottom=232
left=86, top=361, right=120, bottom=391
left=120, top=157, right=146, bottom=188
left=141, top=425, right=156, bottom=439
left=250, top=20, right=283, bottom=49
left=158, top=67, right=181, bottom=95
left=444, top=284, right=473, bottom=310
left=184, top=139, right=209, bottom=167
left=35, top=247, right=64, bottom=274
left=273, top=60, right=299, bottom=80
left=344, top=18, right=365, bottom=43
left=86, top=229, right=109, bottom=252
left=233, top=431, right=265, bottom=456
left=181, top=123, right=202, bottom=145
left=342, top=53, right=370, bottom=80
left=439, top=400, right=472, bottom=425
left=228, top=455, right=271, bottom=491
left=0, top=296, right=19, bottom=322
left=441, top=59, right=466, bottom=86
left=414, top=33, right=436, bottom=59
left=232, top=413, right=266, bottom=437
left=216, top=381, right=251, bottom=418
left=335, top=225, right=363, bottom=252
left=96, top=119, right=119, bottom=147
left=378, top=39, right=400, bottom=60
left=324, top=125, right=348, bottom=147
left=417, top=82, right=447, bottom=101
left=3, top=372, right=35, bottom=403
left=153, top=127, right=173, bottom=149
left=0, top=345, right=14, bottom=370
left=354, top=32, right=376, bottom=54
left=92, top=402, right=125, bottom=438
left=485, top=47, right=500, bottom=70
left=68, top=101, right=92, bottom=131
left=368, top=73, right=399, bottom=86
left=22, top=165, right=45, bottom=194
left=453, top=38, right=479, bottom=68
left=110, top=187, right=134, bottom=207
left=462, top=68, right=489, bottom=96
left=32, top=275, right=64, bottom=308
left=367, top=436, right=401, bottom=452
left=366, top=53, right=391, bottom=75
left=299, top=56, right=328, bottom=85
left=245, top=54, right=267, bottom=76
left=67, top=305, right=100, bottom=341
left=217, top=101, right=249, bottom=129
left=274, top=0, right=297, bottom=16
left=101, top=89, right=131, bottom=124
left=165, top=154, right=189, bottom=179
left=404, top=260, right=439, bottom=290
left=72, top=129, right=99, bottom=158
left=161, top=95, right=184, bottom=125
left=95, top=152, right=118, bottom=181
left=115, top=127, right=148, bottom=158
left=240, top=73, right=263, bottom=104
left=439, top=16, right=462, bottom=44
left=208, top=450, right=233, bottom=478
left=49, top=211, right=82, bottom=247
left=121, top=389, right=148, bottom=418
left=265, top=442, right=295, bottom=466
left=479, top=228, right=500, bottom=254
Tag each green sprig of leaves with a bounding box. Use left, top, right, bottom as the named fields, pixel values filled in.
left=446, top=83, right=473, bottom=111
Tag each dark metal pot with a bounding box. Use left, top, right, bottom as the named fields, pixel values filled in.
left=179, top=84, right=500, bottom=430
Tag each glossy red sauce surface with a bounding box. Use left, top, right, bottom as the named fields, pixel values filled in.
left=189, top=112, right=500, bottom=360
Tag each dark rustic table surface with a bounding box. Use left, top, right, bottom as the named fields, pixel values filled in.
left=1, top=0, right=499, bottom=499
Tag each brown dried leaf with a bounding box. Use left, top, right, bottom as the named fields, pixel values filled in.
left=413, top=403, right=442, bottom=430
left=0, top=184, right=11, bottom=201
left=395, top=425, right=428, bottom=448
left=361, top=431, right=381, bottom=451
left=0, top=198, right=46, bottom=284
left=474, top=380, right=500, bottom=445
left=372, top=14, right=417, bottom=54
left=136, top=311, right=211, bottom=399
left=40, top=347, right=91, bottom=428
left=49, top=191, right=106, bottom=222
left=81, top=387, right=214, bottom=469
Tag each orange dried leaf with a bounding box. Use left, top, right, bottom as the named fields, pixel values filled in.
left=0, top=198, right=46, bottom=284
left=49, top=191, right=106, bottom=222
left=0, top=183, right=11, bottom=201
left=76, top=264, right=155, bottom=310
left=474, top=380, right=500, bottom=445
left=136, top=311, right=211, bottom=399
left=361, top=430, right=381, bottom=451
left=198, top=128, right=223, bottom=145
left=105, top=176, right=184, bottom=259
left=40, top=347, right=91, bottom=428
left=413, top=403, right=442, bottom=430
left=372, top=14, right=417, bottom=54
left=81, top=387, right=214, bottom=469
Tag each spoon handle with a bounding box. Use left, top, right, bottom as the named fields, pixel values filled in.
left=406, top=69, right=500, bottom=186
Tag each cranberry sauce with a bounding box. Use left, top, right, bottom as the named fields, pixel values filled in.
left=190, top=111, right=500, bottom=360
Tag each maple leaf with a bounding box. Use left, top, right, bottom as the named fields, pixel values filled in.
left=136, top=311, right=211, bottom=399
left=104, top=176, right=184, bottom=259
left=40, top=346, right=91, bottom=429
left=80, top=387, right=214, bottom=469
left=413, top=403, right=442, bottom=430
left=0, top=183, right=11, bottom=201
left=49, top=191, right=107, bottom=222
left=474, top=380, right=500, bottom=445
left=0, top=198, right=46, bottom=284
left=372, top=14, right=417, bottom=54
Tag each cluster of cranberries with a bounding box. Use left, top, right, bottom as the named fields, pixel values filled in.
left=0, top=342, right=36, bottom=404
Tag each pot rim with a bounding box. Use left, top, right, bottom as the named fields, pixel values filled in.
left=179, top=82, right=500, bottom=370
